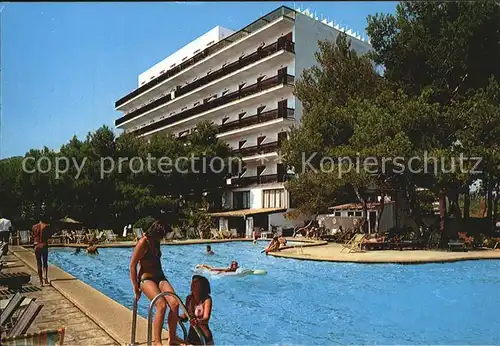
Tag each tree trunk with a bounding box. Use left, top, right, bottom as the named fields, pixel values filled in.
left=376, top=193, right=385, bottom=233
left=439, top=190, right=446, bottom=233
left=464, top=187, right=470, bottom=222
left=487, top=178, right=494, bottom=231
left=406, top=180, right=424, bottom=229
left=353, top=186, right=368, bottom=233
left=493, top=183, right=500, bottom=225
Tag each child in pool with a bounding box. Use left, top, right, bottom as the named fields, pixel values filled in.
left=180, top=275, right=214, bottom=345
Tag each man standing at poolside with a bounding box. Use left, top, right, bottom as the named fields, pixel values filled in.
left=32, top=219, right=55, bottom=286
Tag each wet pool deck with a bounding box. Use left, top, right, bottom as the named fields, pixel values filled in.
left=270, top=242, right=500, bottom=264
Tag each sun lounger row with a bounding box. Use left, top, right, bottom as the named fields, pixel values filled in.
left=0, top=292, right=65, bottom=345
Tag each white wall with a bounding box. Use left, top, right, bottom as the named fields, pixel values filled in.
left=138, top=26, right=235, bottom=86
left=293, top=12, right=372, bottom=122
left=127, top=52, right=294, bottom=131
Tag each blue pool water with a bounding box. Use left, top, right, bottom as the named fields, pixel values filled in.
left=49, top=242, right=500, bottom=345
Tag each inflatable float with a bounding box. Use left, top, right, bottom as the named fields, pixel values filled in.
left=195, top=265, right=267, bottom=277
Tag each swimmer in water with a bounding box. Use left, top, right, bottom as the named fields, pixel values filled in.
left=206, top=245, right=214, bottom=255
left=197, top=261, right=239, bottom=273
left=87, top=241, right=99, bottom=255
left=74, top=247, right=81, bottom=255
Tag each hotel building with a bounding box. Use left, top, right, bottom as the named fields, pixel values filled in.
left=114, top=6, right=371, bottom=237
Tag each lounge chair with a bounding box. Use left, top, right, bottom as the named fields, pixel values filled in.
left=229, top=229, right=238, bottom=238
left=95, top=231, right=104, bottom=242
left=0, top=293, right=24, bottom=327
left=448, top=240, right=467, bottom=252
left=104, top=230, right=117, bottom=243
left=221, top=229, right=231, bottom=239
left=2, top=300, right=43, bottom=337
left=210, top=229, right=219, bottom=239
left=2, top=327, right=65, bottom=345
left=18, top=231, right=31, bottom=245
left=341, top=234, right=366, bottom=253
left=0, top=272, right=31, bottom=290
left=133, top=228, right=143, bottom=240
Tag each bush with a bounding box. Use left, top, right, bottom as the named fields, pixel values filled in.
left=133, top=216, right=155, bottom=231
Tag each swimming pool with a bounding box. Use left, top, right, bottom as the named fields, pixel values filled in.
left=49, top=242, right=500, bottom=345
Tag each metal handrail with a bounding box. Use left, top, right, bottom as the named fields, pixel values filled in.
left=129, top=295, right=192, bottom=346
left=147, top=292, right=205, bottom=346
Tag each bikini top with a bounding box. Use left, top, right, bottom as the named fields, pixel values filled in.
left=138, top=237, right=162, bottom=278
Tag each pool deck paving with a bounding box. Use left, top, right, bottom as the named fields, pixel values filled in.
left=9, top=246, right=170, bottom=345
left=270, top=242, right=500, bottom=264
left=3, top=248, right=119, bottom=345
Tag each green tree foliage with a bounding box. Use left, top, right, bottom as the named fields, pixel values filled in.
left=0, top=122, right=231, bottom=236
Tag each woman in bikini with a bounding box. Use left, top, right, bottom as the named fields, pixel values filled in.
left=129, top=220, right=181, bottom=346
left=180, top=275, right=214, bottom=345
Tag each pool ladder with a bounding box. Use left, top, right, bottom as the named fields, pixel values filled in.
left=129, top=292, right=206, bottom=346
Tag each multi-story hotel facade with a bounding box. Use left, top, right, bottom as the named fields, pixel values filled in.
left=115, top=6, right=371, bottom=237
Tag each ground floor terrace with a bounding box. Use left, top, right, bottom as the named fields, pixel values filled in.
left=4, top=239, right=500, bottom=344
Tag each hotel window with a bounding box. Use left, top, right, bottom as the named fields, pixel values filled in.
left=222, top=61, right=228, bottom=68
left=221, top=116, right=229, bottom=124
left=233, top=191, right=250, bottom=209
left=206, top=40, right=215, bottom=47
left=238, top=82, right=246, bottom=91
left=263, top=189, right=286, bottom=209
left=354, top=211, right=362, bottom=217
left=181, top=106, right=188, bottom=111
left=347, top=211, right=354, bottom=217
left=238, top=140, right=247, bottom=149
left=160, top=70, right=165, bottom=74
left=257, top=105, right=266, bottom=114
left=150, top=76, right=156, bottom=80
left=257, top=75, right=266, bottom=83
left=257, top=136, right=266, bottom=146
left=257, top=165, right=266, bottom=176
left=334, top=211, right=341, bottom=217
left=182, top=56, right=188, bottom=62
left=193, top=49, right=200, bottom=55
left=222, top=89, right=229, bottom=96
left=238, top=111, right=246, bottom=120
left=170, top=64, right=176, bottom=68
left=170, top=111, right=176, bottom=115
left=278, top=132, right=287, bottom=147
left=194, top=101, right=200, bottom=107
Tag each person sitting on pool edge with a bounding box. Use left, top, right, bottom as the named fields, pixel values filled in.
left=197, top=261, right=239, bottom=273
left=264, top=236, right=280, bottom=255
left=179, top=275, right=214, bottom=345
left=206, top=245, right=214, bottom=255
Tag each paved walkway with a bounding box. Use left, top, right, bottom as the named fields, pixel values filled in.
left=2, top=251, right=118, bottom=345
left=271, top=242, right=500, bottom=264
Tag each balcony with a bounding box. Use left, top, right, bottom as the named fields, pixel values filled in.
left=115, top=6, right=296, bottom=109
left=230, top=174, right=280, bottom=187
left=116, top=38, right=295, bottom=127
left=233, top=141, right=279, bottom=157
left=218, top=108, right=294, bottom=134
left=132, top=74, right=295, bottom=137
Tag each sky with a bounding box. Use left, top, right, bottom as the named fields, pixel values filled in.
left=1, top=1, right=398, bottom=158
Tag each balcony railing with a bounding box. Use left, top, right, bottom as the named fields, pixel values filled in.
left=115, top=6, right=296, bottom=109
left=233, top=141, right=279, bottom=157
left=131, top=74, right=295, bottom=136
left=219, top=108, right=294, bottom=134
left=230, top=174, right=279, bottom=187
left=116, top=38, right=295, bottom=126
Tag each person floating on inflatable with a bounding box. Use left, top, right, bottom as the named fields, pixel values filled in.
left=197, top=261, right=238, bottom=273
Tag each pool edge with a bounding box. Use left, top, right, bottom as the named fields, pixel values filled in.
left=10, top=245, right=168, bottom=345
